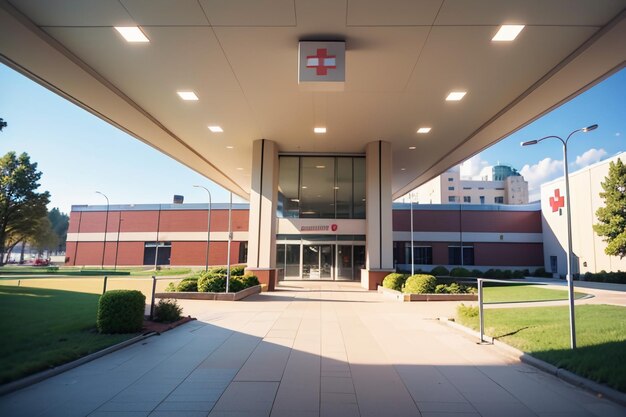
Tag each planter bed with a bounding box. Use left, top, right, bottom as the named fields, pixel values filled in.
left=377, top=285, right=477, bottom=302
left=155, top=284, right=262, bottom=301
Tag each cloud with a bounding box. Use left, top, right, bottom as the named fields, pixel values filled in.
left=574, top=148, right=607, bottom=168
left=459, top=154, right=489, bottom=180
left=520, top=157, right=564, bottom=201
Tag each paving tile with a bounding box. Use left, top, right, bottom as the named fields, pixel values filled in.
left=321, top=376, right=355, bottom=394
left=149, top=412, right=209, bottom=417
left=155, top=402, right=216, bottom=412
left=416, top=402, right=477, bottom=413
left=97, top=401, right=162, bottom=412
left=210, top=381, right=279, bottom=414
left=90, top=412, right=150, bottom=417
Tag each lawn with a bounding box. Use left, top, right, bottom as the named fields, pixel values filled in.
left=0, top=285, right=135, bottom=384
left=457, top=304, right=626, bottom=392
left=482, top=284, right=587, bottom=303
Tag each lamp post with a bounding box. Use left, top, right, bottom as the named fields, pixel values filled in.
left=95, top=191, right=109, bottom=269
left=521, top=123, right=598, bottom=349
left=114, top=213, right=122, bottom=271
left=226, top=192, right=233, bottom=292
left=409, top=192, right=414, bottom=275
left=193, top=185, right=212, bottom=272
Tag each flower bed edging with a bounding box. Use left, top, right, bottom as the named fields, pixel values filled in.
left=377, top=285, right=477, bottom=302
left=155, top=284, right=262, bottom=301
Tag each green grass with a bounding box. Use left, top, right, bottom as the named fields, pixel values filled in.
left=483, top=284, right=587, bottom=303
left=457, top=304, right=626, bottom=392
left=0, top=285, right=135, bottom=384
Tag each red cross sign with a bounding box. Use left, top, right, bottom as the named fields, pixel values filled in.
left=306, top=48, right=336, bottom=76
left=549, top=189, right=565, bottom=212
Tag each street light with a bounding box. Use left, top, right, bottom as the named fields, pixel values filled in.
left=521, top=123, right=598, bottom=349
left=409, top=192, right=415, bottom=275
left=193, top=185, right=212, bottom=272
left=95, top=191, right=109, bottom=270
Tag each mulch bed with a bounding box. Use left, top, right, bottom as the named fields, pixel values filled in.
left=142, top=316, right=196, bottom=334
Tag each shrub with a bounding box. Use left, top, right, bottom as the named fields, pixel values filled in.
left=457, top=303, right=478, bottom=319
left=446, top=282, right=463, bottom=294
left=403, top=274, right=437, bottom=294
left=512, top=270, right=525, bottom=279
left=471, top=269, right=483, bottom=278
left=583, top=270, right=626, bottom=284
left=533, top=267, right=552, bottom=278
left=97, top=290, right=145, bottom=334
left=165, top=282, right=177, bottom=292
left=382, top=273, right=407, bottom=291
left=176, top=277, right=198, bottom=292
left=198, top=274, right=226, bottom=292
left=238, top=274, right=260, bottom=288
left=450, top=267, right=472, bottom=278
left=430, top=266, right=449, bottom=276
left=230, top=265, right=246, bottom=276
left=209, top=266, right=228, bottom=275
left=434, top=284, right=448, bottom=294
left=154, top=299, right=183, bottom=323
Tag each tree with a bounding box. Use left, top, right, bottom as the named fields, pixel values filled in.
left=0, top=152, right=50, bottom=265
left=593, top=158, right=626, bottom=258
left=48, top=208, right=69, bottom=252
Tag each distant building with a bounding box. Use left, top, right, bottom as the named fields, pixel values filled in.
left=541, top=151, right=626, bottom=275
left=411, top=165, right=529, bottom=205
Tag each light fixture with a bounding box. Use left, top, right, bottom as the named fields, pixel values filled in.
left=290, top=198, right=300, bottom=202
left=446, top=91, right=466, bottom=101
left=417, top=127, right=431, bottom=134
left=208, top=126, right=223, bottom=133
left=226, top=146, right=234, bottom=149
left=315, top=165, right=326, bottom=169
left=334, top=186, right=339, bottom=190
left=401, top=168, right=406, bottom=171
left=177, top=91, right=198, bottom=101
left=302, top=186, right=308, bottom=189
left=236, top=167, right=243, bottom=170
left=409, top=146, right=416, bottom=150
left=114, top=26, right=149, bottom=43
left=492, top=25, right=525, bottom=42
left=314, top=127, right=326, bottom=134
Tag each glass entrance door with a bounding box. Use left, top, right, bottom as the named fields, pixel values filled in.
left=337, top=245, right=352, bottom=280
left=303, top=244, right=334, bottom=280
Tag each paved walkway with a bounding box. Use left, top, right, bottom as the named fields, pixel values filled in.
left=1, top=282, right=624, bottom=417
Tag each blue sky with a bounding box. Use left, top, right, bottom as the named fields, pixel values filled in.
left=0, top=64, right=624, bottom=212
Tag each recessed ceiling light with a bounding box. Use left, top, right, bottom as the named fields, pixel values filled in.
left=290, top=198, right=300, bottom=202
left=417, top=127, right=431, bottom=134
left=226, top=146, right=234, bottom=149
left=492, top=25, right=525, bottom=42
left=302, top=186, right=308, bottom=189
left=177, top=91, right=198, bottom=101
left=446, top=91, right=466, bottom=101
left=409, top=146, right=416, bottom=150
left=401, top=168, right=406, bottom=171
left=315, top=165, right=326, bottom=169
left=236, top=167, right=243, bottom=170
left=314, top=127, right=326, bottom=134
left=208, top=126, right=223, bottom=133
left=334, top=186, right=339, bottom=190
left=114, top=26, right=149, bottom=43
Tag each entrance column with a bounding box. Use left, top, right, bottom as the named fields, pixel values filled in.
left=247, top=139, right=279, bottom=290
left=362, top=140, right=395, bottom=289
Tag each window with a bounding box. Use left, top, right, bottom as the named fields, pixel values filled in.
left=448, top=177, right=454, bottom=182
left=463, top=187, right=471, bottom=190
left=494, top=196, right=504, bottom=204
left=550, top=256, right=558, bottom=273
left=448, top=196, right=456, bottom=203
left=478, top=187, right=485, bottom=190
left=448, top=245, right=475, bottom=266
left=238, top=242, right=248, bottom=263
left=448, top=186, right=454, bottom=191
left=463, top=196, right=471, bottom=203
left=277, top=156, right=365, bottom=219
left=479, top=196, right=485, bottom=204
left=403, top=244, right=433, bottom=265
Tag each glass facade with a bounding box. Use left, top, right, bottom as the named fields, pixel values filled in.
left=278, top=156, right=365, bottom=219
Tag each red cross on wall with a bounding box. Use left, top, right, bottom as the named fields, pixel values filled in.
left=306, top=48, right=336, bottom=76
left=549, top=189, right=565, bottom=212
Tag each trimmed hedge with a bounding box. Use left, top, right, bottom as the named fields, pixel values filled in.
left=230, top=265, right=246, bottom=276
left=403, top=274, right=437, bottom=294
left=583, top=270, right=626, bottom=284
left=382, top=273, right=408, bottom=291
left=198, top=272, right=260, bottom=293
left=430, top=266, right=449, bottom=276
left=450, top=267, right=472, bottom=277
left=97, top=290, right=145, bottom=334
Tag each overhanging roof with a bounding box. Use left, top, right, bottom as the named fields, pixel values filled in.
left=1, top=0, right=625, bottom=200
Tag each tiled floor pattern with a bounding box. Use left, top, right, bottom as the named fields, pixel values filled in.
left=0, top=281, right=623, bottom=417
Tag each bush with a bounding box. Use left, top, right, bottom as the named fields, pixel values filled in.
left=583, top=270, right=626, bottom=284
left=450, top=267, right=472, bottom=278
left=446, top=282, right=462, bottom=294
left=176, top=277, right=198, bottom=292
left=230, top=265, right=246, bottom=276
left=403, top=274, right=437, bottom=294
left=382, top=273, right=407, bottom=291
left=154, top=299, right=183, bottom=323
left=97, top=290, right=145, bottom=334
left=209, top=266, right=228, bottom=275
left=457, top=303, right=478, bottom=319
left=471, top=269, right=483, bottom=278
left=434, top=284, right=448, bottom=294
left=238, top=274, right=260, bottom=288
left=430, top=266, right=449, bottom=276
left=198, top=273, right=226, bottom=292
left=165, top=282, right=177, bottom=292
left=533, top=267, right=552, bottom=278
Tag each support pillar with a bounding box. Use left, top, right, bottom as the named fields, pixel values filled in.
left=362, top=140, right=394, bottom=289
left=246, top=139, right=279, bottom=290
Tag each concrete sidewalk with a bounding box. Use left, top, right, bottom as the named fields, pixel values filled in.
left=0, top=281, right=623, bottom=417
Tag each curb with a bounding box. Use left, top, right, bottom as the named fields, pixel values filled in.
left=0, top=332, right=157, bottom=397
left=441, top=319, right=626, bottom=407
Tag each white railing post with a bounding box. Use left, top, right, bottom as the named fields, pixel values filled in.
left=478, top=278, right=485, bottom=343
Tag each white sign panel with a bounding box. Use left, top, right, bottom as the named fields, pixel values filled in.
left=298, top=41, right=345, bottom=90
